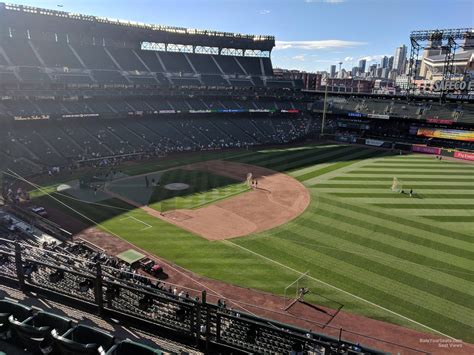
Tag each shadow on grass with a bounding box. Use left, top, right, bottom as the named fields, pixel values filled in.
left=26, top=145, right=400, bottom=234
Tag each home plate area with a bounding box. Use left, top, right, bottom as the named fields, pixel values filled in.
left=120, top=215, right=153, bottom=231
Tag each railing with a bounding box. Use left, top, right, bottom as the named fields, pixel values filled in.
left=0, top=237, right=391, bottom=354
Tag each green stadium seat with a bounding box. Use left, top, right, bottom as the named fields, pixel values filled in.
left=0, top=299, right=31, bottom=333
left=52, top=324, right=115, bottom=355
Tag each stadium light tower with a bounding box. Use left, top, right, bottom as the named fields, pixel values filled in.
left=407, top=28, right=473, bottom=98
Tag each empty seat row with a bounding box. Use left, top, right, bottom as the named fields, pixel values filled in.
left=0, top=298, right=166, bottom=354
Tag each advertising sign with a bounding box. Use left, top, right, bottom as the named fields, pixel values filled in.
left=367, top=113, right=389, bottom=119
left=365, top=139, right=385, bottom=147
left=454, top=151, right=474, bottom=161
left=412, top=145, right=442, bottom=155
left=417, top=128, right=474, bottom=142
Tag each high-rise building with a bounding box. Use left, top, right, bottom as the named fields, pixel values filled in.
left=358, top=59, right=367, bottom=73
left=369, top=64, right=377, bottom=77
left=393, top=45, right=407, bottom=74
left=330, top=65, right=336, bottom=78
left=351, top=66, right=359, bottom=77
left=388, top=56, right=394, bottom=70
left=381, top=56, right=389, bottom=69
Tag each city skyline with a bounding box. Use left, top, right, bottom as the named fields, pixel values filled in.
left=6, top=0, right=473, bottom=72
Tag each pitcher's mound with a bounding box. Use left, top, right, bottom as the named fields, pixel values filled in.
left=165, top=183, right=190, bottom=191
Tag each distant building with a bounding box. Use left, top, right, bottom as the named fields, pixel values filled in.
left=358, top=59, right=366, bottom=73
left=330, top=65, right=336, bottom=78
left=322, top=77, right=373, bottom=93
left=395, top=74, right=410, bottom=90
left=381, top=56, right=389, bottom=69
left=368, top=64, right=377, bottom=77
left=373, top=79, right=396, bottom=94
left=388, top=56, right=394, bottom=70
left=393, top=45, right=407, bottom=74
left=300, top=72, right=322, bottom=90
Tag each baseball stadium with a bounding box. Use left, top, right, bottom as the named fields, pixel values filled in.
left=0, top=3, right=473, bottom=355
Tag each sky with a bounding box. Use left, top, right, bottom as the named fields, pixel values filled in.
left=7, top=0, right=474, bottom=72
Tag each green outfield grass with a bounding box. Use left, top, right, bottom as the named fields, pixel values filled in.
left=29, top=144, right=474, bottom=342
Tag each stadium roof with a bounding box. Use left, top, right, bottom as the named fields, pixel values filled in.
left=425, top=50, right=474, bottom=63
left=0, top=2, right=274, bottom=43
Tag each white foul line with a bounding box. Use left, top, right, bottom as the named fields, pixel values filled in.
left=223, top=240, right=457, bottom=340
left=120, top=215, right=152, bottom=231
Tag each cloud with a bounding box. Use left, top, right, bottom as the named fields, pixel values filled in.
left=358, top=54, right=390, bottom=62
left=344, top=56, right=354, bottom=61
left=292, top=55, right=306, bottom=61
left=305, top=0, right=346, bottom=3
left=259, top=9, right=271, bottom=15
left=275, top=40, right=367, bottom=50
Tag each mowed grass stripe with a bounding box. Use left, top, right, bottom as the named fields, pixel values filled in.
left=331, top=176, right=474, bottom=182
left=346, top=170, right=474, bottom=176
left=291, top=147, right=376, bottom=179
left=374, top=203, right=474, bottom=210
left=422, top=216, right=474, bottom=223
left=263, top=229, right=474, bottom=312
left=313, top=179, right=473, bottom=185
left=313, top=183, right=474, bottom=190
left=238, top=145, right=358, bottom=173
left=363, top=165, right=474, bottom=170
left=328, top=192, right=474, bottom=199
left=236, top=238, right=473, bottom=338
left=372, top=160, right=469, bottom=165
left=317, top=195, right=473, bottom=244
left=296, top=149, right=388, bottom=182
left=231, top=144, right=348, bottom=167
left=263, top=225, right=474, bottom=296
left=310, top=208, right=474, bottom=271
left=270, top=146, right=366, bottom=172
